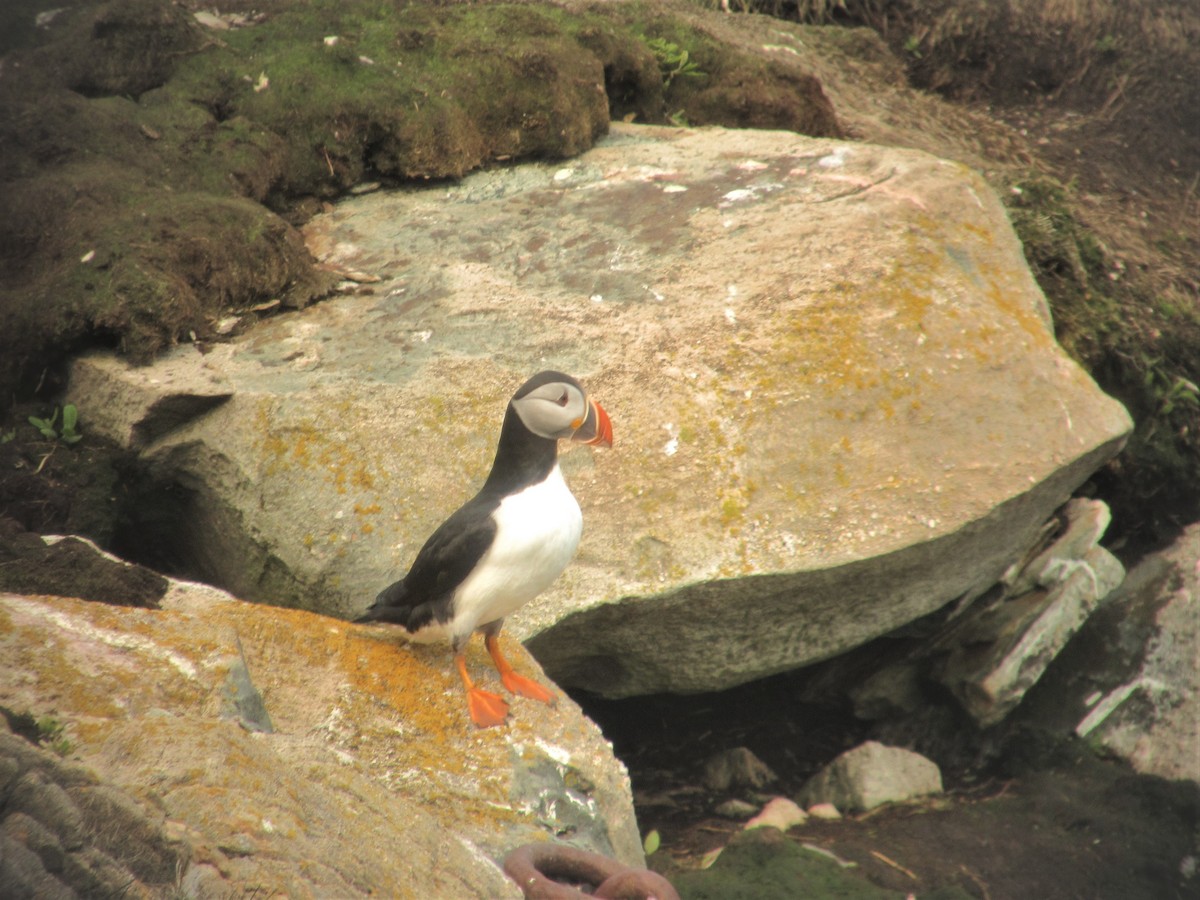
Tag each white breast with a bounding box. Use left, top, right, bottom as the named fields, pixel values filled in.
left=449, top=464, right=583, bottom=639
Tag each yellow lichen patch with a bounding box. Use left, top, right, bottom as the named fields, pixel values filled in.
left=253, top=398, right=386, bottom=500
left=980, top=262, right=1055, bottom=347
left=191, top=600, right=547, bottom=813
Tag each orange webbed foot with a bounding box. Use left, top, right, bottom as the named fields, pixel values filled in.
left=467, top=687, right=510, bottom=728
left=486, top=632, right=557, bottom=707
left=500, top=670, right=557, bottom=706
left=458, top=651, right=510, bottom=728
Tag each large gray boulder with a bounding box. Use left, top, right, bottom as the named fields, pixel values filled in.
left=69, top=123, right=1131, bottom=697
left=0, top=577, right=642, bottom=897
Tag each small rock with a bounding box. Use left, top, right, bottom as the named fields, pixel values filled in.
left=806, top=803, right=842, bottom=820
left=1030, top=520, right=1200, bottom=783
left=714, top=799, right=758, bottom=820
left=800, top=741, right=942, bottom=813
left=702, top=747, right=777, bottom=793
left=193, top=11, right=230, bottom=30
left=744, top=796, right=807, bottom=831
left=214, top=316, right=240, bottom=335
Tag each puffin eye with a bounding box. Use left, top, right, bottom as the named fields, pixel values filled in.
left=555, top=391, right=569, bottom=407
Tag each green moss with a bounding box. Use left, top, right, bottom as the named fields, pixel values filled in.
left=1005, top=172, right=1200, bottom=541
left=616, top=3, right=841, bottom=134
left=668, top=827, right=931, bottom=899
left=167, top=1, right=616, bottom=194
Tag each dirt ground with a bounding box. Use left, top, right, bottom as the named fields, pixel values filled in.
left=578, top=677, right=1200, bottom=899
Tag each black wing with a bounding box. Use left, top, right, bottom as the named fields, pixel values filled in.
left=354, top=495, right=499, bottom=632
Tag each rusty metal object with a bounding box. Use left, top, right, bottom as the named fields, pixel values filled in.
left=503, top=842, right=680, bottom=900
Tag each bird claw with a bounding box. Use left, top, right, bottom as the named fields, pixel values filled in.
left=467, top=687, right=510, bottom=728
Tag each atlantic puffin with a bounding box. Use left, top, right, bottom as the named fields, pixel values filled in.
left=355, top=371, right=613, bottom=728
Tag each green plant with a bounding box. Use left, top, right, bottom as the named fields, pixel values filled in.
left=645, top=37, right=703, bottom=88
left=28, top=403, right=82, bottom=444
left=903, top=34, right=923, bottom=58
left=1, top=428, right=14, bottom=443
left=643, top=828, right=661, bottom=856
left=36, top=716, right=74, bottom=757
left=1148, top=371, right=1200, bottom=419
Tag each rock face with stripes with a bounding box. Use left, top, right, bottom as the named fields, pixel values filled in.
left=69, top=123, right=1131, bottom=698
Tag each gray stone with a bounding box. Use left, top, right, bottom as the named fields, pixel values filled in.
left=1022, top=522, right=1200, bottom=783
left=936, top=499, right=1126, bottom=726
left=1002, top=498, right=1114, bottom=597
left=216, top=636, right=274, bottom=734
left=61, top=348, right=232, bottom=450
left=799, top=741, right=942, bottom=813
left=68, top=123, right=1131, bottom=699
left=178, top=862, right=227, bottom=899
left=744, top=797, right=808, bottom=831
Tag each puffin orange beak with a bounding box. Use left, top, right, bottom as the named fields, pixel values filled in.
left=574, top=399, right=613, bottom=448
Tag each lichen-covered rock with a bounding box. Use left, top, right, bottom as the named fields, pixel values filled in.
left=0, top=578, right=641, bottom=897
left=70, top=123, right=1131, bottom=699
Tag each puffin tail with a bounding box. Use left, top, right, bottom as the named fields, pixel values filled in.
left=353, top=579, right=413, bottom=625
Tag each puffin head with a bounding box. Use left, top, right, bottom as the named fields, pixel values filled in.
left=511, top=371, right=613, bottom=448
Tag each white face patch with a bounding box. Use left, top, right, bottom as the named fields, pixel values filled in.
left=447, top=465, right=582, bottom=640
left=512, top=382, right=587, bottom=440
